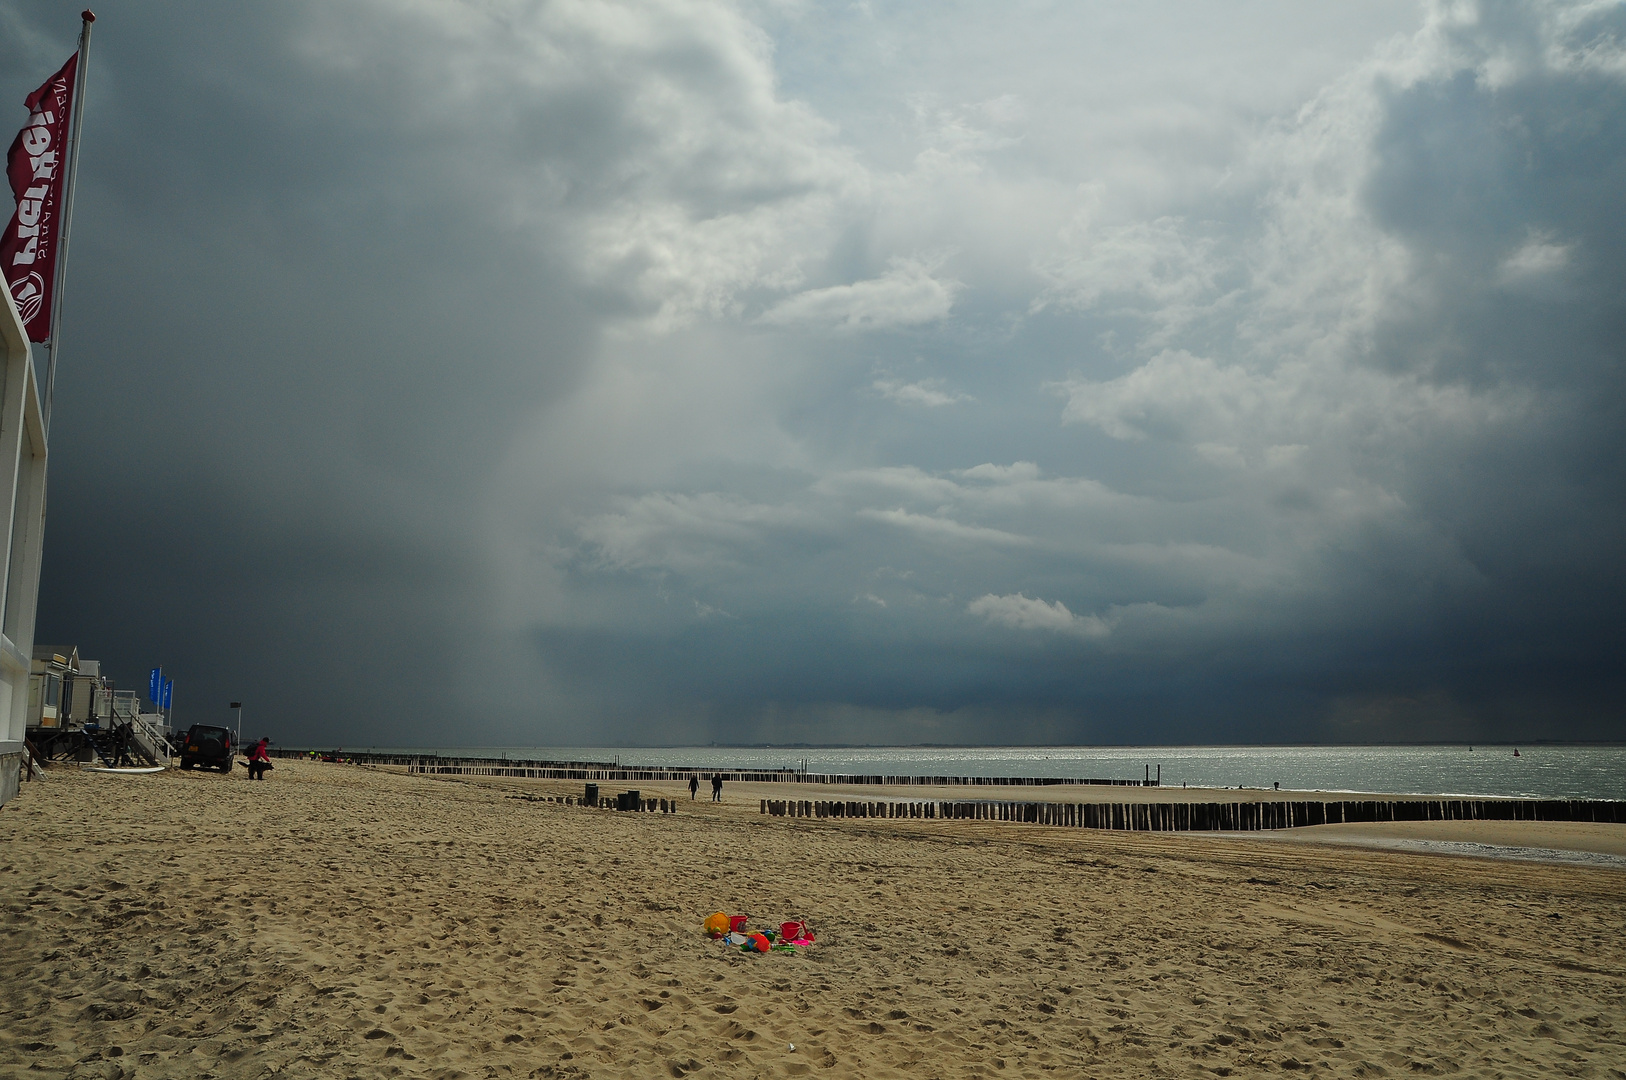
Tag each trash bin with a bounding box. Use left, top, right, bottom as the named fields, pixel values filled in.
left=584, top=783, right=599, bottom=806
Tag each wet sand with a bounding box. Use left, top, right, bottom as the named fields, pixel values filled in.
left=2, top=760, right=1622, bottom=1078
left=1260, top=819, right=1626, bottom=858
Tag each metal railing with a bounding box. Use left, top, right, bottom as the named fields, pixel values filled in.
left=127, top=712, right=171, bottom=767
left=101, top=688, right=142, bottom=721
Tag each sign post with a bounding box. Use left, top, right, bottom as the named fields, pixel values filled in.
left=230, top=701, right=242, bottom=748
left=44, top=10, right=96, bottom=433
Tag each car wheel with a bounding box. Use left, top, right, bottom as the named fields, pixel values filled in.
left=181, top=760, right=193, bottom=770
left=220, top=760, right=232, bottom=773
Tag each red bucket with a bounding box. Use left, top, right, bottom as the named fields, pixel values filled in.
left=729, top=915, right=750, bottom=933
left=781, top=921, right=806, bottom=941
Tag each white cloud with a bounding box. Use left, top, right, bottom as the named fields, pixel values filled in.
left=759, top=257, right=961, bottom=330
left=858, top=508, right=1032, bottom=547
left=1055, top=350, right=1265, bottom=443
left=967, top=593, right=1110, bottom=638
left=1500, top=234, right=1571, bottom=281
left=575, top=492, right=821, bottom=574
left=872, top=377, right=972, bottom=407
left=693, top=599, right=734, bottom=619
left=331, top=0, right=868, bottom=333
left=815, top=466, right=965, bottom=504
left=957, top=461, right=1041, bottom=483
left=1034, top=216, right=1228, bottom=330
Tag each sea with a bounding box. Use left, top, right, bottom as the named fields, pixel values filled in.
left=331, top=744, right=1626, bottom=801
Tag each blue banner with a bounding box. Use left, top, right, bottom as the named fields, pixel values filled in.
left=148, top=667, right=161, bottom=703
left=161, top=678, right=173, bottom=710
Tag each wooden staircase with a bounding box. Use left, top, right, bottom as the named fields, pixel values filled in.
left=80, top=721, right=165, bottom=768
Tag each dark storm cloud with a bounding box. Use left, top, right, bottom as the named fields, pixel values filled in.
left=2, top=0, right=1620, bottom=746
left=1347, top=1, right=1626, bottom=734
left=4, top=1, right=597, bottom=740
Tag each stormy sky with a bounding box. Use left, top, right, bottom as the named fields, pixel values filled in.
left=2, top=0, right=1622, bottom=747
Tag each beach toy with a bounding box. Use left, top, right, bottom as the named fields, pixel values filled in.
left=780, top=921, right=806, bottom=941
left=744, top=933, right=771, bottom=953
left=703, top=912, right=730, bottom=938
left=730, top=915, right=750, bottom=933
left=725, top=932, right=748, bottom=945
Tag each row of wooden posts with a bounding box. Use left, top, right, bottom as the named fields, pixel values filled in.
left=759, top=797, right=1626, bottom=831
left=403, top=761, right=1150, bottom=787
left=509, top=792, right=678, bottom=813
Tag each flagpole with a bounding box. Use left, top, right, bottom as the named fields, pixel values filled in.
left=42, top=9, right=95, bottom=439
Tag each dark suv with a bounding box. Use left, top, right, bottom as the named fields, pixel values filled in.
left=180, top=725, right=235, bottom=772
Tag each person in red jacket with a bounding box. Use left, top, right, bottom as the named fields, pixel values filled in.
left=247, top=738, right=273, bottom=781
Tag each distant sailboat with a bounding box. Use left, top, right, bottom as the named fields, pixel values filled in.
left=1513, top=748, right=1521, bottom=757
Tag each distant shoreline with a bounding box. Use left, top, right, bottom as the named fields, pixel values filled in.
left=274, top=743, right=1626, bottom=802
left=282, top=740, right=1626, bottom=751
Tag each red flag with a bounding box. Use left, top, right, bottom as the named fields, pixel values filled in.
left=3, top=54, right=77, bottom=343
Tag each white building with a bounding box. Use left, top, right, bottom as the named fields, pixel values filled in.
left=0, top=288, right=50, bottom=806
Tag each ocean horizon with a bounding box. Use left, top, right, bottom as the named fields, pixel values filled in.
left=291, top=743, right=1626, bottom=802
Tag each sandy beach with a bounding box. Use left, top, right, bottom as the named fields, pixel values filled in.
left=3, top=762, right=1622, bottom=1079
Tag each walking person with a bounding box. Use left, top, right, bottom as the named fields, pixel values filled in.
left=247, top=737, right=273, bottom=781
left=710, top=774, right=723, bottom=802
left=688, top=775, right=699, bottom=800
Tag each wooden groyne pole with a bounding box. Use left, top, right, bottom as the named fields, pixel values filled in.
left=759, top=797, right=1626, bottom=831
